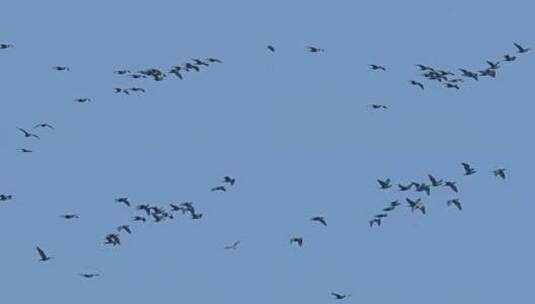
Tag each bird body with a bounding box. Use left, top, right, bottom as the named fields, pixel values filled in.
left=311, top=216, right=327, bottom=226
left=377, top=178, right=392, bottom=189
left=290, top=237, right=303, bottom=247
left=36, top=246, right=52, bottom=261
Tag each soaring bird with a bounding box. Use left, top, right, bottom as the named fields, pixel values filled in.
left=447, top=199, right=462, bottom=211
left=410, top=80, right=424, bottom=90
left=514, top=42, right=531, bottom=54
left=503, top=54, right=517, bottom=62
left=375, top=214, right=388, bottom=219
left=133, top=216, right=146, bottom=222
left=428, top=174, right=443, bottom=187
left=267, top=45, right=275, bottom=52
left=406, top=198, right=426, bottom=215
left=169, top=66, right=183, bottom=79
left=368, top=104, right=387, bottom=110
left=493, top=168, right=506, bottom=180
left=331, top=292, right=351, bottom=300
left=207, top=58, right=223, bottom=64
left=369, top=64, right=386, bottom=71
left=458, top=69, right=479, bottom=80
left=369, top=218, right=381, bottom=227
left=389, top=200, right=401, bottom=207
left=136, top=204, right=151, bottom=215
left=129, top=87, right=145, bottom=93
left=60, top=214, right=79, bottom=219
left=444, top=83, right=460, bottom=90
left=74, top=98, right=91, bottom=103
left=223, top=176, right=236, bottom=186
left=311, top=216, right=327, bottom=226
left=414, top=183, right=431, bottom=196
left=224, top=241, right=241, bottom=250
left=486, top=61, right=500, bottom=70
left=36, top=246, right=52, bottom=261
left=114, top=70, right=131, bottom=75
left=80, top=273, right=100, bottom=278
left=398, top=183, right=413, bottom=191
left=117, top=225, right=132, bottom=234
left=17, top=148, right=33, bottom=153
left=382, top=206, right=395, bottom=212
left=211, top=186, right=226, bottom=192
left=479, top=68, right=496, bottom=78
left=113, top=88, right=129, bottom=94
left=462, top=162, right=476, bottom=175
left=192, top=58, right=209, bottom=66
left=290, top=237, right=303, bottom=247
left=191, top=212, right=203, bottom=220
left=306, top=46, right=324, bottom=53
left=33, top=123, right=54, bottom=130
left=17, top=128, right=40, bottom=139
left=104, top=234, right=120, bottom=246
left=184, top=63, right=200, bottom=72
left=52, top=66, right=70, bottom=71
left=115, top=197, right=130, bottom=207
left=0, top=44, right=14, bottom=49
left=377, top=178, right=392, bottom=189
left=416, top=64, right=434, bottom=71
left=444, top=181, right=458, bottom=193
left=0, top=194, right=13, bottom=201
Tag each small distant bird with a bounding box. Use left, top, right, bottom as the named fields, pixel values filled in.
left=60, top=214, right=79, bottom=219
left=136, top=204, right=151, bottom=215
left=133, top=216, right=146, bottom=222
left=458, top=69, right=479, bottom=81
left=306, top=46, right=324, bottom=53
left=428, top=174, right=443, bottom=187
left=368, top=104, right=388, bottom=110
left=448, top=78, right=464, bottom=83
left=447, top=199, right=462, bottom=211
left=117, top=225, right=132, bottom=234
left=129, top=87, right=145, bottom=93
left=211, top=186, right=226, bottom=192
left=479, top=68, right=496, bottom=78
left=444, top=181, right=458, bottom=193
left=192, top=58, right=209, bottom=66
left=206, top=58, right=223, bottom=64
left=0, top=194, right=13, bottom=201
left=503, top=54, right=517, bottom=62
left=406, top=198, right=426, bottom=215
left=113, top=88, right=129, bottom=95
left=223, top=176, right=236, bottom=186
left=191, top=212, right=203, bottom=219
left=80, top=273, right=100, bottom=278
left=398, top=183, right=413, bottom=191
left=114, top=70, right=131, bottom=75
left=486, top=61, right=500, bottom=70
left=0, top=44, right=14, bottom=49
left=311, top=216, right=327, bottom=226
left=389, top=200, right=401, bottom=207
left=369, top=218, right=381, bottom=227
left=331, top=292, right=351, bottom=300
left=267, top=45, right=275, bottom=52
left=115, top=197, right=130, bottom=207
left=17, top=128, right=39, bottom=139
left=416, top=64, right=434, bottom=71
left=375, top=214, right=388, bottom=218
left=377, top=178, right=392, bottom=189
left=382, top=206, right=395, bottom=212
left=104, top=234, right=120, bottom=246
left=290, top=237, right=303, bottom=247
left=462, top=162, right=476, bottom=175
left=369, top=64, right=386, bottom=71
left=410, top=80, right=424, bottom=90
left=130, top=74, right=146, bottom=79
left=36, top=246, right=52, bottom=261
left=169, top=67, right=183, bottom=79
left=33, top=123, right=54, bottom=130
left=493, top=168, right=506, bottom=180
left=74, top=98, right=91, bottom=103
left=444, top=83, right=460, bottom=90
left=184, top=63, right=200, bottom=72
left=52, top=66, right=70, bottom=71
left=415, top=183, right=431, bottom=195
left=514, top=42, right=530, bottom=54
left=224, top=241, right=241, bottom=250
left=18, top=148, right=32, bottom=153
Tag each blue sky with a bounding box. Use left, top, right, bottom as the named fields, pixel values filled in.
left=1, top=0, right=534, bottom=303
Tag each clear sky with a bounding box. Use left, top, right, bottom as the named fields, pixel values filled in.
left=1, top=0, right=534, bottom=303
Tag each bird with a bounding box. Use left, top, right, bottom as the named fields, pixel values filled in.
left=458, top=69, right=479, bottom=81
left=60, top=214, right=79, bottom=219
left=0, top=44, right=14, bottom=49
left=368, top=104, right=388, bottom=110
left=267, top=45, right=275, bottom=52
left=52, top=66, right=70, bottom=71
left=17, top=148, right=33, bottom=153
left=369, top=218, right=381, bottom=227
left=369, top=64, right=386, bottom=71
left=290, top=237, right=303, bottom=247
left=184, top=63, right=200, bottom=72
left=211, top=186, right=226, bottom=192
left=191, top=212, right=203, bottom=220
left=17, top=128, right=39, bottom=139
left=493, top=168, right=506, bottom=180
left=36, top=246, right=52, bottom=261
left=462, top=162, right=476, bottom=175
left=398, top=183, right=413, bottom=191
left=486, top=61, right=500, bottom=70
left=416, top=64, right=434, bottom=71
left=389, top=200, right=401, bottom=207
left=514, top=42, right=530, bottom=54
left=479, top=68, right=496, bottom=78
left=375, top=214, right=388, bottom=218
left=331, top=292, right=351, bottom=300
left=447, top=199, right=462, bottom=211
left=224, top=241, right=241, bottom=250
left=169, top=66, right=183, bottom=79
left=80, top=273, right=100, bottom=279
left=306, top=46, right=324, bottom=53
left=129, top=87, right=145, bottom=93
left=206, top=58, right=223, bottom=64
left=444, top=181, right=458, bottom=193
left=136, top=204, right=151, bottom=215
left=382, top=206, right=395, bottom=212
left=428, top=174, right=443, bottom=187
left=444, top=83, right=460, bottom=90
left=114, top=70, right=131, bottom=75
left=133, top=216, right=146, bottom=222
left=113, top=88, right=129, bottom=95
left=311, top=216, right=327, bottom=226
left=104, top=234, right=121, bottom=246
left=377, top=178, right=392, bottom=189
left=0, top=194, right=13, bottom=201
left=406, top=198, right=426, bottom=215
left=115, top=197, right=130, bottom=207
left=503, top=54, right=517, bottom=62
left=33, top=123, right=54, bottom=130
left=410, top=80, right=424, bottom=90
left=117, top=225, right=132, bottom=234
left=192, top=58, right=209, bottom=66
left=223, top=176, right=236, bottom=186
left=74, top=98, right=91, bottom=103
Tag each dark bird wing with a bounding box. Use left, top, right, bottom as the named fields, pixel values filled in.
left=36, top=247, right=47, bottom=260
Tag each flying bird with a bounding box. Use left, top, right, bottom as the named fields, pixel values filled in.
left=503, top=54, right=517, bottom=62
left=33, top=123, right=54, bottom=130
left=444, top=181, right=458, bottom=193
left=115, top=197, right=130, bottom=207
left=0, top=194, right=13, bottom=201
left=447, top=199, right=462, bottom=211
left=223, top=176, right=236, bottom=186
left=60, top=214, right=79, bottom=219
left=36, top=246, right=52, bottom=261
left=17, top=128, right=39, bottom=139
left=192, top=58, right=209, bottom=66
left=0, top=43, right=14, bottom=49
left=493, top=168, right=506, bottom=180
left=117, top=225, right=132, bottom=234
left=311, top=216, right=327, bottom=226
left=369, top=218, right=381, bottom=227
left=80, top=273, right=100, bottom=278
left=306, top=46, right=324, bottom=53
left=406, top=198, right=426, bottom=215
left=17, top=148, right=33, bottom=153
left=52, top=66, right=70, bottom=71
left=290, top=237, right=303, bottom=247
left=331, top=292, right=351, bottom=300
left=416, top=64, right=434, bottom=71
left=368, top=104, right=387, bottom=110
left=398, top=183, right=413, bottom=191
left=191, top=212, right=203, bottom=219
left=410, top=80, right=424, bottom=90
left=458, top=69, right=479, bottom=80
left=514, top=42, right=531, bottom=53
left=462, top=162, right=476, bottom=175
left=74, top=98, right=91, bottom=103
left=444, top=83, right=460, bottom=90
left=369, top=64, right=386, bottom=71
left=428, top=174, right=443, bottom=187
left=206, top=58, right=223, bottom=64
left=133, top=216, right=146, bottom=222
left=377, top=178, right=392, bottom=189
left=211, top=186, right=226, bottom=192
left=113, top=88, right=129, bottom=95
left=224, top=240, right=241, bottom=250
left=129, top=87, right=145, bottom=93
left=375, top=214, right=388, bottom=218
left=267, top=45, right=275, bottom=52
left=479, top=68, right=496, bottom=78
left=382, top=206, right=395, bottom=212
left=486, top=61, right=500, bottom=70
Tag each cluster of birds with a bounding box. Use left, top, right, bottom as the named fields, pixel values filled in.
left=15, top=124, right=54, bottom=153
left=368, top=163, right=507, bottom=227
left=210, top=176, right=236, bottom=192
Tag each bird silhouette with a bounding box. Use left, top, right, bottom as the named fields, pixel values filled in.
left=192, top=59, right=209, bottom=66
left=117, top=225, right=132, bottom=234
left=129, top=87, right=145, bottom=93
left=224, top=240, right=241, bottom=250
left=115, top=197, right=130, bottom=207
left=223, top=176, right=236, bottom=186
left=0, top=43, right=14, bottom=49
left=311, top=216, right=327, bottom=226
left=503, top=54, right=517, bottom=62
left=410, top=80, right=424, bottom=90
left=375, top=214, right=388, bottom=218
left=416, top=64, right=434, bottom=71
left=369, top=64, right=386, bottom=71
left=290, top=237, right=303, bottom=247
left=444, top=83, right=460, bottom=90
left=462, top=162, right=476, bottom=175
left=17, top=128, right=39, bottom=139
left=377, top=178, right=392, bottom=189
left=36, top=246, right=52, bottom=261
left=104, top=234, right=120, bottom=246
left=133, top=216, right=146, bottom=222
left=169, top=66, right=184, bottom=79
left=207, top=58, right=223, bottom=64
left=331, top=292, right=351, bottom=300
left=493, top=168, right=506, bottom=180
left=74, top=98, right=91, bottom=103
left=369, top=218, right=381, bottom=227
left=447, top=199, right=462, bottom=211
left=382, top=206, right=395, bottom=212
left=60, top=214, right=79, bottom=219
left=368, top=104, right=388, bottom=110
left=458, top=69, right=479, bottom=80
left=33, top=123, right=54, bottom=130
left=306, top=46, right=324, bottom=53
left=406, top=198, right=426, bottom=215
left=52, top=66, right=70, bottom=71
left=486, top=61, right=500, bottom=70
left=113, top=88, right=130, bottom=95
left=211, top=186, right=226, bottom=192
left=17, top=148, right=33, bottom=153
left=479, top=68, right=496, bottom=78
left=0, top=194, right=13, bottom=201
left=428, top=174, right=443, bottom=187
left=80, top=273, right=100, bottom=278
left=191, top=212, right=203, bottom=220
left=444, top=181, right=458, bottom=193
left=267, top=45, right=275, bottom=52
left=398, top=183, right=413, bottom=191
left=114, top=70, right=131, bottom=75
left=514, top=42, right=531, bottom=53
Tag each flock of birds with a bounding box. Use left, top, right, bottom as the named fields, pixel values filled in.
left=1, top=39, right=526, bottom=300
